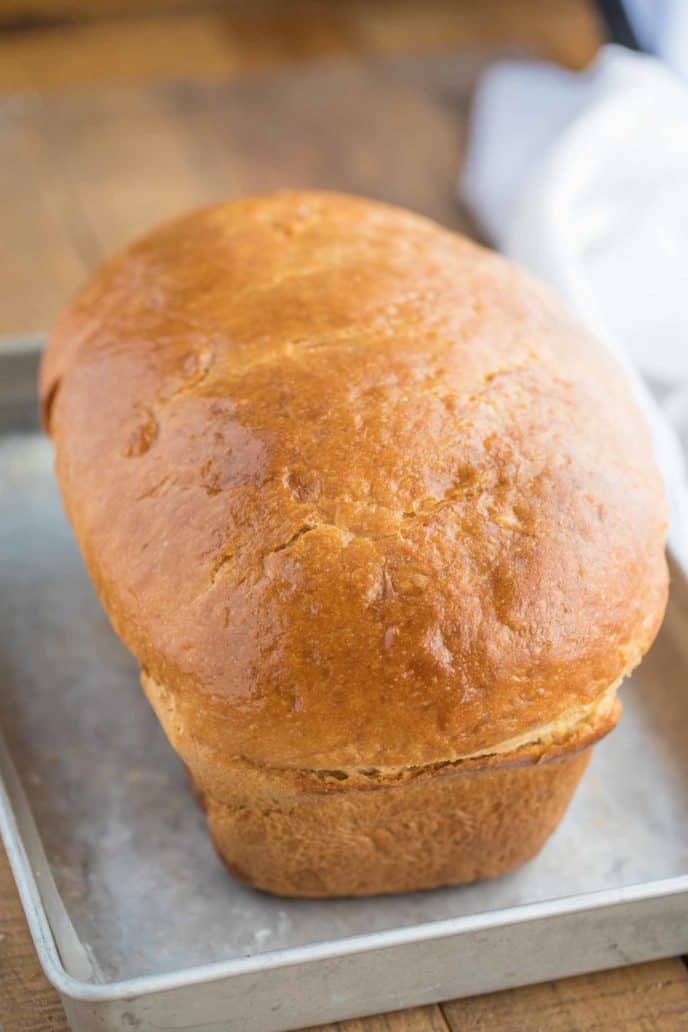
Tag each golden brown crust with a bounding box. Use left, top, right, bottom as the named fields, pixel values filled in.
left=144, top=664, right=614, bottom=896
left=194, top=747, right=594, bottom=897
left=140, top=670, right=619, bottom=796
left=41, top=191, right=668, bottom=771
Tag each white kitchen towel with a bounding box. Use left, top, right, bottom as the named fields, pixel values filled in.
left=461, top=44, right=688, bottom=568
left=621, top=0, right=688, bottom=78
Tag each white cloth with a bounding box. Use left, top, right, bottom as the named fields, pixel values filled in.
left=622, top=0, right=688, bottom=78
left=460, top=45, right=688, bottom=568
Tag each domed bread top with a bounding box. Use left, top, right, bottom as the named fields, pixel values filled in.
left=41, top=191, right=668, bottom=771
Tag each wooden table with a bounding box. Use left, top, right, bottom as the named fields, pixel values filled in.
left=1, top=4, right=687, bottom=1030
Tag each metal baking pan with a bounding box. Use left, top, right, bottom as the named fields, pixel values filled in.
left=1, top=335, right=687, bottom=1032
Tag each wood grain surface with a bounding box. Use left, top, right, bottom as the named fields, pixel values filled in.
left=1, top=52, right=487, bottom=336
left=0, top=0, right=601, bottom=90
left=1, top=5, right=687, bottom=1031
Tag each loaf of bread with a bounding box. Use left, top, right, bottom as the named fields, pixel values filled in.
left=40, top=192, right=668, bottom=896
